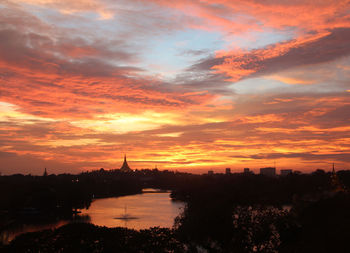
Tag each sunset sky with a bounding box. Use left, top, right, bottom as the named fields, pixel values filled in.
left=1, top=0, right=349, bottom=174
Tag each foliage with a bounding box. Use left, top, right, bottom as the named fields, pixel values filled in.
left=1, top=170, right=350, bottom=252
left=231, top=206, right=294, bottom=253
left=4, top=223, right=185, bottom=253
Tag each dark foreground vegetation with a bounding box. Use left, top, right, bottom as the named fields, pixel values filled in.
left=1, top=169, right=350, bottom=252
left=3, top=223, right=185, bottom=253
left=2, top=192, right=349, bottom=253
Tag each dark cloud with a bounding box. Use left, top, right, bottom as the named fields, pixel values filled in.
left=189, top=56, right=225, bottom=72
left=191, top=28, right=350, bottom=82
left=0, top=29, right=142, bottom=77
left=255, top=28, right=350, bottom=77
left=0, top=26, right=212, bottom=119
left=314, top=104, right=350, bottom=128
left=247, top=152, right=350, bottom=163
left=178, top=49, right=210, bottom=57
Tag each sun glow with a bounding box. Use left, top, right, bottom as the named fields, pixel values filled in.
left=0, top=0, right=349, bottom=174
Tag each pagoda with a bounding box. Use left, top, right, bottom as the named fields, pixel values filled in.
left=120, top=155, right=132, bottom=172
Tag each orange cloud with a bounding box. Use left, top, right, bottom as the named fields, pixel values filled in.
left=15, top=0, right=114, bottom=19
left=145, top=0, right=350, bottom=36
left=1, top=1, right=349, bottom=174
left=2, top=92, right=349, bottom=174
left=267, top=75, right=315, bottom=85
left=211, top=29, right=350, bottom=81
left=137, top=1, right=350, bottom=83
left=0, top=27, right=214, bottom=120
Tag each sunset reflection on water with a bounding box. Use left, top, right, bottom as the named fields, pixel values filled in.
left=80, top=189, right=184, bottom=229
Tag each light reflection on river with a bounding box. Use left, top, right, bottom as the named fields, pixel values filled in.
left=1, top=189, right=184, bottom=244
left=80, top=189, right=184, bottom=229
left=0, top=220, right=70, bottom=244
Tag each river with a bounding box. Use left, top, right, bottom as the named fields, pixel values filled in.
left=0, top=188, right=184, bottom=244
left=80, top=188, right=184, bottom=229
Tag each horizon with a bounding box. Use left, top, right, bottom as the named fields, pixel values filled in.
left=1, top=1, right=350, bottom=175
left=0, top=158, right=342, bottom=176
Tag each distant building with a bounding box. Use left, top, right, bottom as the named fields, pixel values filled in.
left=208, top=170, right=214, bottom=175
left=120, top=155, right=133, bottom=172
left=260, top=167, right=276, bottom=177
left=244, top=168, right=250, bottom=174
left=280, top=169, right=292, bottom=176
left=43, top=168, right=48, bottom=177
left=225, top=168, right=231, bottom=175
left=331, top=163, right=345, bottom=192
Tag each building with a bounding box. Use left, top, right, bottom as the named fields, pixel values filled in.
left=260, top=167, right=276, bottom=177
left=120, top=155, right=133, bottom=172
left=331, top=163, right=345, bottom=192
left=208, top=170, right=214, bottom=175
left=280, top=169, right=292, bottom=176
left=43, top=168, right=48, bottom=177
left=244, top=168, right=250, bottom=174
left=225, top=168, right=231, bottom=175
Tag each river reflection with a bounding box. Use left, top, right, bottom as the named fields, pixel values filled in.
left=80, top=189, right=184, bottom=229
left=1, top=189, right=184, bottom=244
left=0, top=215, right=90, bottom=244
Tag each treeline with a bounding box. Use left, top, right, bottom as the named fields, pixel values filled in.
left=0, top=172, right=140, bottom=216
left=1, top=169, right=349, bottom=215
left=171, top=170, right=350, bottom=252
left=1, top=169, right=350, bottom=252
left=0, top=168, right=197, bottom=217
left=171, top=169, right=350, bottom=204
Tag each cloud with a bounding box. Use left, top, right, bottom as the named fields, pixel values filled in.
left=14, top=0, right=115, bottom=19
left=248, top=152, right=350, bottom=164
left=1, top=90, right=349, bottom=173
left=0, top=0, right=350, bottom=173
left=0, top=26, right=214, bottom=119
left=143, top=0, right=350, bottom=35
left=204, top=28, right=350, bottom=81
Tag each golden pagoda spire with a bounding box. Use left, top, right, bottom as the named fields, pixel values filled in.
left=120, top=154, right=132, bottom=172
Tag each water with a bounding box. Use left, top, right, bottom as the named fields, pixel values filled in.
left=0, top=189, right=184, bottom=244
left=80, top=189, right=184, bottom=230
left=0, top=219, right=71, bottom=244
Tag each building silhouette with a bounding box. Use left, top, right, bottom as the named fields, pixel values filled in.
left=260, top=167, right=276, bottom=177
left=225, top=168, right=231, bottom=175
left=43, top=168, right=48, bottom=177
left=120, top=155, right=132, bottom=172
left=244, top=168, right=250, bottom=174
left=280, top=169, right=292, bottom=176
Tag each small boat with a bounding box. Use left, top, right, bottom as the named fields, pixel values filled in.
left=114, top=205, right=138, bottom=220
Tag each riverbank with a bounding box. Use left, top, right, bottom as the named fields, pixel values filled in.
left=1, top=223, right=184, bottom=253
left=3, top=192, right=349, bottom=253
left=1, top=188, right=184, bottom=245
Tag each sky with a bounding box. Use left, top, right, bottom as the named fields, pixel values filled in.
left=0, top=0, right=350, bottom=175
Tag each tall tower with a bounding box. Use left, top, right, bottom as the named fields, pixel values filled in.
left=43, top=168, right=48, bottom=177
left=120, top=154, right=132, bottom=172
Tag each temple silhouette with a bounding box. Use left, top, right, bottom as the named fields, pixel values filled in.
left=120, top=155, right=132, bottom=172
